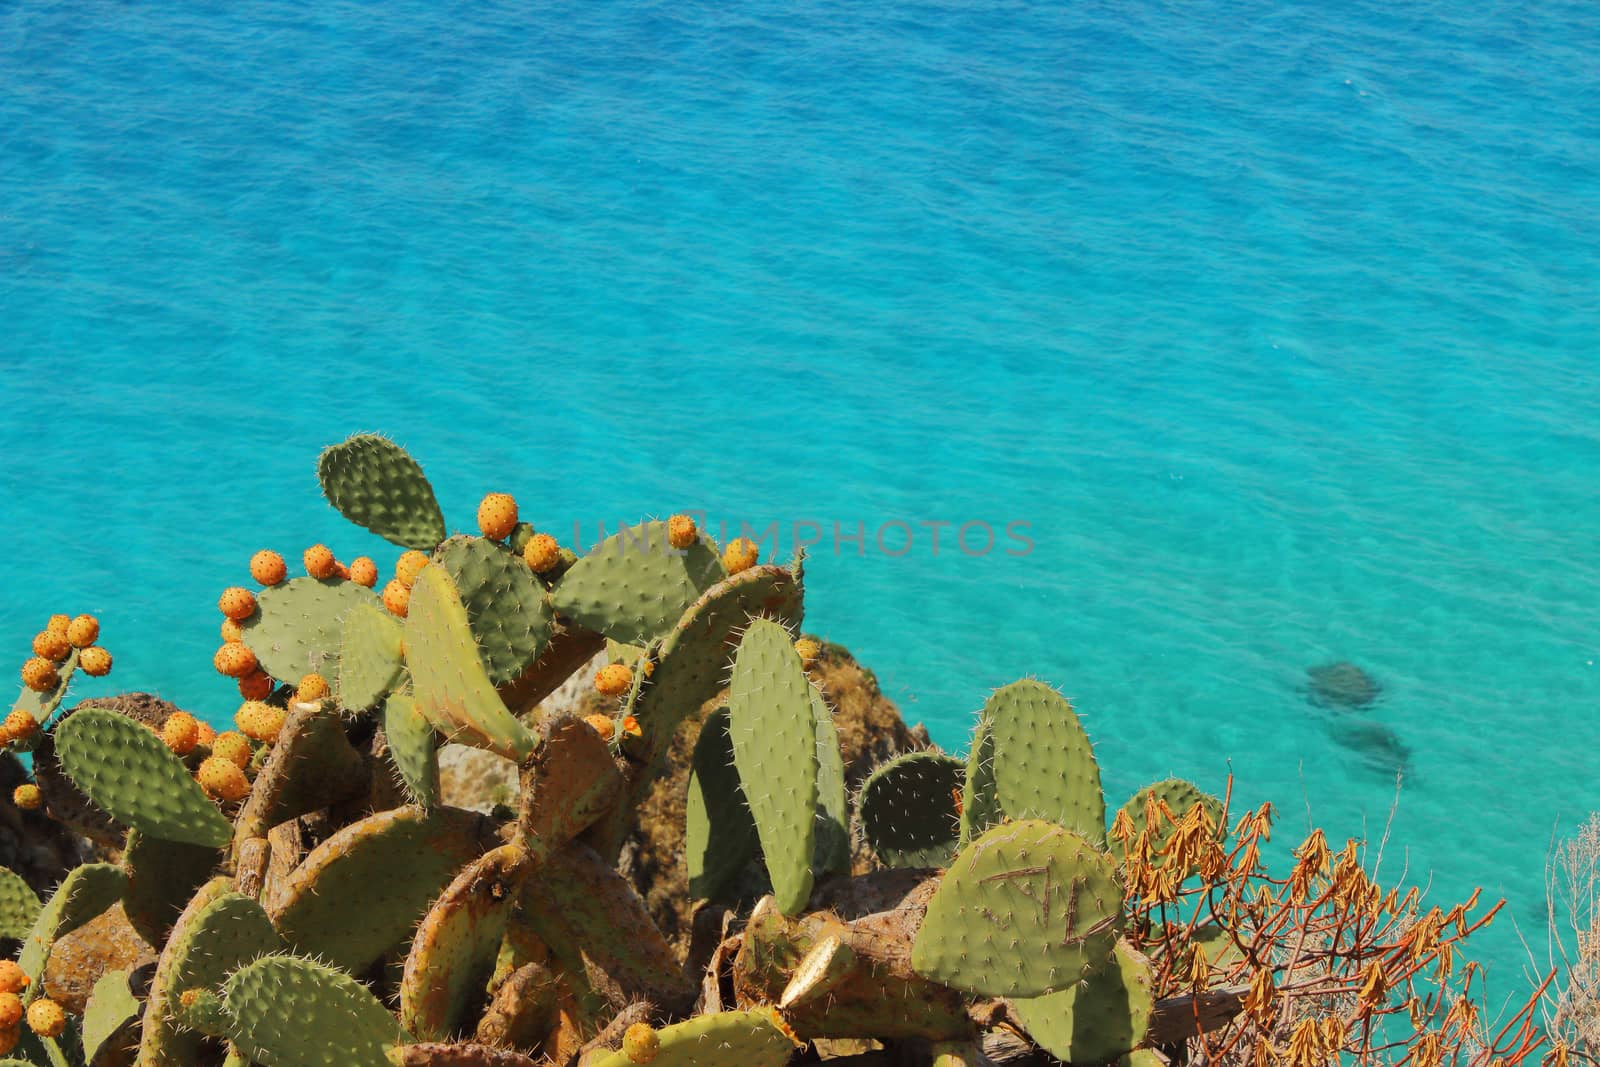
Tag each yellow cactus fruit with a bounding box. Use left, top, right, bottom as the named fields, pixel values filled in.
left=622, top=1021, right=660, bottom=1063
left=195, top=719, right=217, bottom=747
left=523, top=533, right=560, bottom=574
left=218, top=586, right=258, bottom=621
left=238, top=669, right=274, bottom=701
left=583, top=714, right=616, bottom=743
left=211, top=731, right=253, bottom=770
left=11, top=785, right=41, bottom=812
left=349, top=556, right=379, bottom=588
left=303, top=544, right=338, bottom=580
left=162, top=712, right=201, bottom=756
left=1, top=710, right=37, bottom=747
left=793, top=638, right=822, bottom=668
left=382, top=579, right=411, bottom=618
left=0, top=961, right=28, bottom=995
left=722, top=537, right=760, bottom=574
left=667, top=514, right=698, bottom=550
left=196, top=757, right=249, bottom=802
left=30, top=630, right=70, bottom=663
left=295, top=673, right=329, bottom=703
left=20, top=657, right=58, bottom=693
left=45, top=615, right=70, bottom=637
left=0, top=992, right=19, bottom=1028
left=250, top=549, right=288, bottom=586
left=236, top=701, right=285, bottom=743
left=26, top=997, right=65, bottom=1039
left=79, top=646, right=112, bottom=677
left=396, top=550, right=430, bottom=588
left=66, top=614, right=99, bottom=649
left=593, top=663, right=632, bottom=697
left=477, top=493, right=519, bottom=541
left=213, top=642, right=258, bottom=678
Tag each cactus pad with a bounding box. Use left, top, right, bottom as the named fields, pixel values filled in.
left=1010, top=939, right=1155, bottom=1063
left=728, top=618, right=818, bottom=915
left=859, top=751, right=964, bottom=869
left=317, top=433, right=447, bottom=550
left=338, top=601, right=406, bottom=710
left=0, top=867, right=40, bottom=940
left=686, top=707, right=759, bottom=901
left=1111, top=778, right=1223, bottom=875
left=17, top=862, right=126, bottom=982
left=515, top=718, right=621, bottom=859
left=583, top=1008, right=798, bottom=1067
left=225, top=954, right=403, bottom=1067
left=811, top=687, right=851, bottom=876
left=551, top=520, right=726, bottom=646
left=383, top=691, right=439, bottom=810
left=241, top=576, right=383, bottom=689
left=271, top=804, right=499, bottom=975
left=54, top=707, right=232, bottom=847
left=911, top=820, right=1122, bottom=998
left=12, top=649, right=77, bottom=724
left=434, top=536, right=553, bottom=685
left=959, top=719, right=1002, bottom=847
left=80, top=969, right=140, bottom=1065
left=121, top=829, right=219, bottom=948
left=986, top=679, right=1105, bottom=844
left=405, top=565, right=536, bottom=762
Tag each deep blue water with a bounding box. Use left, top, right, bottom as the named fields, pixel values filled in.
left=4, top=0, right=1599, bottom=987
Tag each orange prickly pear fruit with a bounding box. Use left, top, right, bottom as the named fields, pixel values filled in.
left=20, top=657, right=58, bottom=693
left=11, top=784, right=41, bottom=812
left=583, top=714, right=616, bottom=742
left=722, top=537, right=759, bottom=574
left=25, top=998, right=64, bottom=1038
left=210, top=732, right=253, bottom=770
left=218, top=587, right=257, bottom=621
left=667, top=514, right=698, bottom=550
left=1, top=710, right=37, bottom=746
left=221, top=618, right=243, bottom=643
left=162, top=712, right=201, bottom=756
left=477, top=493, right=518, bottom=540
left=620, top=715, right=642, bottom=739
left=250, top=550, right=288, bottom=585
left=522, top=533, right=560, bottom=574
left=396, top=551, right=430, bottom=588
left=79, top=646, right=112, bottom=676
left=622, top=1021, right=660, bottom=1063
left=197, top=757, right=249, bottom=802
left=213, top=643, right=258, bottom=678
left=30, top=630, right=70, bottom=662
left=0, top=961, right=28, bottom=994
left=295, top=673, right=329, bottom=703
left=593, top=663, right=632, bottom=697
left=793, top=637, right=821, bottom=667
left=349, top=557, right=378, bottom=588
left=45, top=615, right=70, bottom=637
left=235, top=701, right=285, bottom=743
left=238, top=669, right=273, bottom=701
left=303, top=544, right=338, bottom=580
left=195, top=719, right=217, bottom=747
left=66, top=614, right=99, bottom=648
left=382, top=579, right=411, bottom=618
left=0, top=991, right=19, bottom=1027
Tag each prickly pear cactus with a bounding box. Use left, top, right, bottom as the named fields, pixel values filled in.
left=686, top=706, right=759, bottom=902
left=986, top=679, right=1106, bottom=844
left=1010, top=939, right=1156, bottom=1063
left=810, top=687, right=851, bottom=877
left=338, top=601, right=406, bottom=711
left=317, top=433, right=447, bottom=550
left=551, top=520, right=726, bottom=646
left=1112, top=778, right=1223, bottom=875
left=858, top=751, right=964, bottom=869
left=242, top=575, right=383, bottom=689
left=434, top=535, right=553, bottom=685
left=0, top=868, right=40, bottom=941
left=958, top=719, right=1002, bottom=847
left=225, top=954, right=404, bottom=1067
left=583, top=1008, right=799, bottom=1067
left=382, top=691, right=439, bottom=810
left=17, top=862, right=126, bottom=984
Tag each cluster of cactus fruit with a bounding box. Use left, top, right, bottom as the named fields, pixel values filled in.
left=0, top=434, right=1235, bottom=1067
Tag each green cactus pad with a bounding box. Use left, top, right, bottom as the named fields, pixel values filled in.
left=811, top=688, right=851, bottom=876
left=338, top=601, right=406, bottom=711
left=515, top=718, right=621, bottom=860
left=434, top=536, right=553, bottom=685
left=383, top=691, right=439, bottom=810
left=686, top=707, right=759, bottom=901
left=585, top=1008, right=798, bottom=1067
left=236, top=702, right=369, bottom=841
left=1111, top=778, right=1224, bottom=875
left=405, top=565, right=536, bottom=762
left=80, top=969, right=140, bottom=1065
left=270, top=804, right=500, bottom=975
left=53, top=707, right=232, bottom=847
left=0, top=866, right=40, bottom=940
left=400, top=843, right=531, bottom=1041
left=11, top=649, right=77, bottom=725
left=225, top=954, right=403, bottom=1067
left=551, top=520, right=726, bottom=646
left=317, top=433, right=447, bottom=550
left=958, top=719, right=1002, bottom=847
left=728, top=618, right=818, bottom=915
left=859, top=751, right=965, bottom=869
left=911, top=820, right=1123, bottom=998
left=17, top=862, right=126, bottom=983
left=139, top=877, right=281, bottom=1067
left=121, top=829, right=220, bottom=948
left=986, top=679, right=1105, bottom=844
left=241, top=576, right=383, bottom=689
left=1010, top=940, right=1156, bottom=1064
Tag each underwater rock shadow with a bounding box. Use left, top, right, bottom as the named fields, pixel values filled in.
left=1324, top=717, right=1413, bottom=780
left=1304, top=661, right=1383, bottom=711
left=1298, top=661, right=1411, bottom=779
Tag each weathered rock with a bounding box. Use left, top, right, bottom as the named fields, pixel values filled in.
left=43, top=903, right=158, bottom=1014
left=1306, top=661, right=1381, bottom=710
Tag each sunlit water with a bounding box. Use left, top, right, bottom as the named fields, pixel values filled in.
left=4, top=0, right=1598, bottom=988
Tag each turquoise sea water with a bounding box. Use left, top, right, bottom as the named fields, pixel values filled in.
left=3, top=0, right=1598, bottom=988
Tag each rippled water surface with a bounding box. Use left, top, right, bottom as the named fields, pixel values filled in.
left=4, top=0, right=1599, bottom=983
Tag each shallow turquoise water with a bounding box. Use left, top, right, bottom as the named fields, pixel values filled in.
left=4, top=0, right=1599, bottom=986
